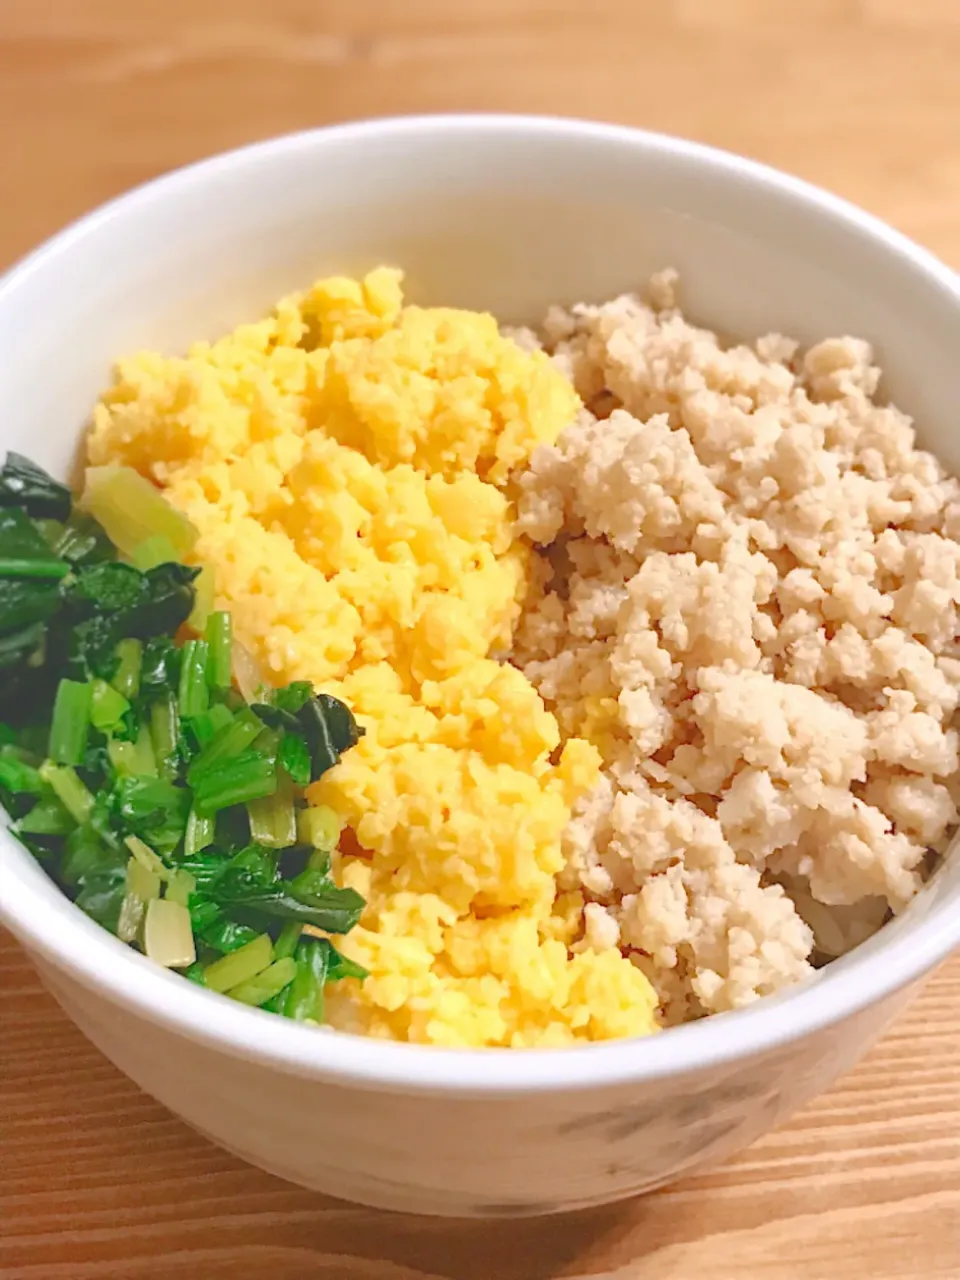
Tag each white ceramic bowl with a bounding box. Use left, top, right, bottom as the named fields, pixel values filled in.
left=1, top=116, right=958, bottom=1219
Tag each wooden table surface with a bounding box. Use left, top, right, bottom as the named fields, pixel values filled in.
left=1, top=2, right=959, bottom=1276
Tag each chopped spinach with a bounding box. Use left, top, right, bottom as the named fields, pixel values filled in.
left=0, top=450, right=366, bottom=1025
left=0, top=452, right=72, bottom=521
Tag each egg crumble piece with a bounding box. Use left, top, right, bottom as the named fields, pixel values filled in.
left=88, top=268, right=661, bottom=1047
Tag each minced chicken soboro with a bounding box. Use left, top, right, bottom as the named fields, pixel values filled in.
left=86, top=267, right=960, bottom=1045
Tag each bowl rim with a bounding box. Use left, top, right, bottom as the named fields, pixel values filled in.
left=1, top=112, right=959, bottom=1096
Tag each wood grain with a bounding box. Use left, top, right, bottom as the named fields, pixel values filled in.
left=1, top=1, right=959, bottom=1276
left=2, top=934, right=958, bottom=1278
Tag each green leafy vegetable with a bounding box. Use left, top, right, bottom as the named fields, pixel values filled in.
left=0, top=754, right=43, bottom=796
left=326, top=947, right=369, bottom=983
left=197, top=916, right=261, bottom=956
left=253, top=688, right=363, bottom=780
left=80, top=464, right=198, bottom=560
left=0, top=577, right=61, bottom=634
left=149, top=694, right=181, bottom=780
left=140, top=636, right=179, bottom=696
left=111, top=638, right=143, bottom=699
left=15, top=795, right=75, bottom=836
left=205, top=611, right=232, bottom=691
left=300, top=693, right=364, bottom=775
left=202, top=932, right=274, bottom=993
left=221, top=875, right=364, bottom=934
left=48, top=678, right=93, bottom=766
left=46, top=512, right=116, bottom=567
left=0, top=509, right=66, bottom=637
left=143, top=897, right=195, bottom=968
left=108, top=729, right=157, bottom=779
left=133, top=563, right=200, bottom=637
left=131, top=534, right=179, bottom=570
left=93, top=776, right=191, bottom=855
left=0, top=453, right=72, bottom=521
left=227, top=957, right=296, bottom=1007
left=65, top=561, right=199, bottom=649
left=0, top=557, right=70, bottom=580
left=278, top=731, right=311, bottom=786
left=74, top=866, right=126, bottom=930
left=282, top=935, right=331, bottom=1022
left=90, top=679, right=130, bottom=735
left=40, top=762, right=94, bottom=824
left=267, top=682, right=313, bottom=715
left=183, top=842, right=364, bottom=935
left=191, top=750, right=277, bottom=816
left=247, top=768, right=297, bottom=848
left=0, top=449, right=366, bottom=1026
left=184, top=806, right=215, bottom=857
left=67, top=561, right=144, bottom=613
left=187, top=708, right=262, bottom=784
left=273, top=921, right=303, bottom=961
left=298, top=805, right=341, bottom=852
left=178, top=639, right=209, bottom=718
left=0, top=618, right=47, bottom=671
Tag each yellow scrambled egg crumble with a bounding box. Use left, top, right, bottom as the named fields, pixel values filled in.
left=87, top=268, right=660, bottom=1046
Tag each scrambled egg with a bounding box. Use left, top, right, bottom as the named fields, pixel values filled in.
left=88, top=268, right=659, bottom=1046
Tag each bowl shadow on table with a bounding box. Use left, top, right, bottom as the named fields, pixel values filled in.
left=129, top=1157, right=691, bottom=1280
left=306, top=1193, right=684, bottom=1280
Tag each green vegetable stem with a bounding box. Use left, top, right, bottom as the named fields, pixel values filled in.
left=0, top=450, right=367, bottom=1026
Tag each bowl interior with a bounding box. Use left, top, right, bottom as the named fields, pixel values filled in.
left=0, top=116, right=958, bottom=1086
